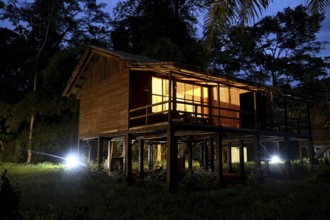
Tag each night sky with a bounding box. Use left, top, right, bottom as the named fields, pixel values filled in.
left=105, top=0, right=330, bottom=57
left=0, top=1, right=328, bottom=56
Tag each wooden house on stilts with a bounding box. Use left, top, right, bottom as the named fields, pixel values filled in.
left=63, top=46, right=314, bottom=192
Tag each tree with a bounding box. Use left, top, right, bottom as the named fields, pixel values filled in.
left=111, top=0, right=207, bottom=67
left=210, top=6, right=329, bottom=88
left=0, top=0, right=111, bottom=162
left=203, top=0, right=330, bottom=52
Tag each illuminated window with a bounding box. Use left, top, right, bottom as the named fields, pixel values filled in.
left=152, top=77, right=169, bottom=112
left=176, top=82, right=208, bottom=117
left=151, top=77, right=209, bottom=117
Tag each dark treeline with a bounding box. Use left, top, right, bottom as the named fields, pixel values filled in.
left=0, top=0, right=329, bottom=163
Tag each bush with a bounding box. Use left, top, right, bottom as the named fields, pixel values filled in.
left=180, top=169, right=216, bottom=190
left=0, top=169, right=21, bottom=219
left=313, top=164, right=330, bottom=183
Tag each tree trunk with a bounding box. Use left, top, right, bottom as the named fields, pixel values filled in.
left=26, top=0, right=56, bottom=163
left=0, top=140, right=4, bottom=152
left=27, top=114, right=35, bottom=163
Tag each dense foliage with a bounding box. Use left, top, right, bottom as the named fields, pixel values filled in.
left=210, top=6, right=329, bottom=87
left=0, top=162, right=329, bottom=219
left=0, top=1, right=329, bottom=163
left=0, top=0, right=111, bottom=162
left=111, top=0, right=207, bottom=67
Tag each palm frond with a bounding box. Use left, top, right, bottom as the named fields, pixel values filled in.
left=306, top=0, right=330, bottom=15
left=203, top=0, right=236, bottom=53
left=236, top=0, right=269, bottom=28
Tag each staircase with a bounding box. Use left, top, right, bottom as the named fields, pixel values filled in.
left=314, top=146, right=330, bottom=159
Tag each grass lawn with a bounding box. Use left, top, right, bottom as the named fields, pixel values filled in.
left=1, top=162, right=330, bottom=220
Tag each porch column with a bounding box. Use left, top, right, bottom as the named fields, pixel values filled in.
left=148, top=144, right=154, bottom=171
left=284, top=137, right=291, bottom=176
left=200, top=143, right=204, bottom=169
left=308, top=139, right=314, bottom=166
left=139, top=139, right=144, bottom=178
left=166, top=124, right=178, bottom=193
left=107, top=140, right=111, bottom=170
left=215, top=133, right=224, bottom=187
left=210, top=138, right=215, bottom=172
left=228, top=143, right=233, bottom=173
left=239, top=139, right=245, bottom=179
left=203, top=142, right=208, bottom=170
left=254, top=135, right=261, bottom=177
left=77, top=139, right=82, bottom=154
left=188, top=141, right=193, bottom=171
left=307, top=103, right=315, bottom=166
left=298, top=142, right=304, bottom=165
left=125, top=134, right=133, bottom=183
left=97, top=137, right=103, bottom=168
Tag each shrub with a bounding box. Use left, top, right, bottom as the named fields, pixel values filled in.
left=180, top=169, right=216, bottom=190
left=313, top=164, right=330, bottom=183
left=0, top=169, right=21, bottom=219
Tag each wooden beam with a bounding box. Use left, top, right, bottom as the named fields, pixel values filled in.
left=307, top=103, right=315, bottom=166
left=284, top=137, right=291, bottom=176
left=166, top=124, right=178, bottom=193
left=215, top=133, right=224, bottom=187
left=239, top=140, right=245, bottom=179
left=97, top=137, right=103, bottom=168
left=148, top=144, right=153, bottom=171
left=308, top=139, right=314, bottom=166
left=203, top=142, right=208, bottom=170
left=188, top=141, right=193, bottom=171
left=254, top=135, right=261, bottom=176
left=210, top=138, right=215, bottom=172
left=139, top=139, right=144, bottom=178
left=107, top=140, right=111, bottom=170
left=228, top=142, right=232, bottom=173
left=125, top=134, right=133, bottom=183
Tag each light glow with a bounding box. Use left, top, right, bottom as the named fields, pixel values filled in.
left=65, top=153, right=82, bottom=168
left=270, top=155, right=281, bottom=164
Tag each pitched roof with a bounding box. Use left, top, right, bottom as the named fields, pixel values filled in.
left=62, top=46, right=273, bottom=98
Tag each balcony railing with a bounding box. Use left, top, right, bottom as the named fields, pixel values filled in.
left=128, top=100, right=308, bottom=135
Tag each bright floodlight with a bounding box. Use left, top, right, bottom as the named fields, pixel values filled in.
left=270, top=155, right=281, bottom=164
left=65, top=154, right=80, bottom=168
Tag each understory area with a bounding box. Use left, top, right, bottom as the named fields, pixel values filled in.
left=1, top=162, right=330, bottom=219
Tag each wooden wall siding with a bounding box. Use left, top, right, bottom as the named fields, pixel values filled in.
left=211, top=86, right=249, bottom=128
left=312, top=127, right=330, bottom=145
left=129, top=71, right=152, bottom=110
left=78, top=56, right=129, bottom=139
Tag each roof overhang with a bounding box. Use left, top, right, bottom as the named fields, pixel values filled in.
left=62, top=46, right=310, bottom=101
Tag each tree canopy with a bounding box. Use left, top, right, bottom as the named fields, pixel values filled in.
left=0, top=0, right=111, bottom=162
left=203, top=0, right=330, bottom=52
left=110, top=0, right=207, bottom=67
left=210, top=5, right=329, bottom=88
left=0, top=0, right=329, bottom=162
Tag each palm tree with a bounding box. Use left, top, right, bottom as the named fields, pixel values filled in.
left=203, top=0, right=330, bottom=52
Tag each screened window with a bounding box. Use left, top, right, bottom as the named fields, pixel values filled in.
left=151, top=77, right=209, bottom=116
left=152, top=77, right=169, bottom=112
